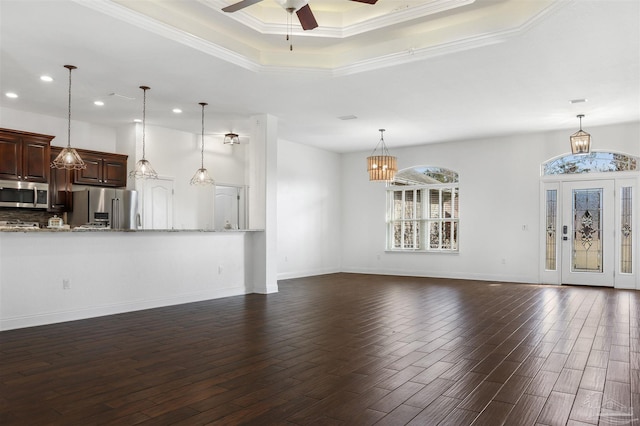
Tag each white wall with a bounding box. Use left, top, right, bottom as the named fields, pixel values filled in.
left=136, top=125, right=247, bottom=230
left=0, top=230, right=257, bottom=330
left=277, top=138, right=343, bottom=279
left=247, top=115, right=279, bottom=293
left=3, top=104, right=638, bottom=289
left=340, top=121, right=640, bottom=284
left=116, top=124, right=137, bottom=190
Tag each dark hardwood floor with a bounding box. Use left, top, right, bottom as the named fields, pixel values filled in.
left=1, top=273, right=639, bottom=425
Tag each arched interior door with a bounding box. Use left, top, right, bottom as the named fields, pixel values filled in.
left=141, top=178, right=174, bottom=230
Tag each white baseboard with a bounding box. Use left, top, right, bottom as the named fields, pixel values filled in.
left=340, top=267, right=536, bottom=284
left=277, top=267, right=341, bottom=281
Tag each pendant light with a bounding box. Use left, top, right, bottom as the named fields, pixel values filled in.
left=190, top=102, right=215, bottom=186
left=129, top=86, right=158, bottom=179
left=570, top=114, right=591, bottom=155
left=367, top=129, right=397, bottom=181
left=223, top=133, right=240, bottom=145
left=51, top=65, right=86, bottom=170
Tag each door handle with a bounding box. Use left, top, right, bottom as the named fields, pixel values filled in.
left=111, top=198, right=120, bottom=229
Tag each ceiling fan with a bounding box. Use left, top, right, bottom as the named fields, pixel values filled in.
left=222, top=0, right=378, bottom=31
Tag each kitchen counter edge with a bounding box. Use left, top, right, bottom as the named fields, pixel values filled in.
left=0, top=228, right=264, bottom=233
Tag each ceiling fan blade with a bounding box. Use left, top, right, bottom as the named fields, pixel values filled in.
left=222, top=0, right=263, bottom=13
left=350, top=0, right=378, bottom=4
left=296, top=4, right=318, bottom=30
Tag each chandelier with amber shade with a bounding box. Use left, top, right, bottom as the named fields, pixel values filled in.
left=367, top=129, right=397, bottom=181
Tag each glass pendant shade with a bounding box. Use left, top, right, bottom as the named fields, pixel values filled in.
left=570, top=114, right=591, bottom=155
left=367, top=129, right=397, bottom=181
left=190, top=102, right=215, bottom=186
left=130, top=86, right=158, bottom=179
left=51, top=65, right=86, bottom=170
left=52, top=146, right=86, bottom=170
left=130, top=158, right=157, bottom=179
left=223, top=133, right=240, bottom=145
left=190, top=167, right=215, bottom=185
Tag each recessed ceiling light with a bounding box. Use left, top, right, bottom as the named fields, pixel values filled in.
left=569, top=98, right=588, bottom=104
left=40, top=75, right=53, bottom=82
left=5, top=92, right=18, bottom=99
left=133, top=119, right=142, bottom=123
left=94, top=100, right=104, bottom=106
left=172, top=108, right=182, bottom=114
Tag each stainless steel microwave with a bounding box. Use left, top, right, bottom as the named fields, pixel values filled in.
left=0, top=180, right=49, bottom=209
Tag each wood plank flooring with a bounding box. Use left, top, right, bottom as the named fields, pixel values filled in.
left=1, top=273, right=640, bottom=425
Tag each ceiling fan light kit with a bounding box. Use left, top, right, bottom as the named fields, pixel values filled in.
left=222, top=0, right=378, bottom=44
left=222, top=0, right=378, bottom=50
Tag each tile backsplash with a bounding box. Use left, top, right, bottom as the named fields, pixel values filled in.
left=0, top=208, right=64, bottom=227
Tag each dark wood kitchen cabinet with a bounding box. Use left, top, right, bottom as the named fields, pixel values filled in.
left=0, top=128, right=53, bottom=183
left=48, top=148, right=128, bottom=212
left=73, top=149, right=128, bottom=187
left=48, top=146, right=73, bottom=212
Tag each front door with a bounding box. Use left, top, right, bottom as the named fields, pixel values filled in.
left=561, top=180, right=614, bottom=286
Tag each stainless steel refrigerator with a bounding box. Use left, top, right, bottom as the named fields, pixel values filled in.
left=68, top=188, right=138, bottom=229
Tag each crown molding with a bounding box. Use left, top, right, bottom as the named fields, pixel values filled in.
left=73, top=0, right=262, bottom=72
left=74, top=0, right=566, bottom=77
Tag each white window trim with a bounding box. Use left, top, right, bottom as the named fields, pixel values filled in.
left=386, top=182, right=459, bottom=253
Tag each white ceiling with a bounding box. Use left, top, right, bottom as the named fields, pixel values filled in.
left=0, top=0, right=638, bottom=153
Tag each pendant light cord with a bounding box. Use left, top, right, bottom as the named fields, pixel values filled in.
left=141, top=86, right=148, bottom=160
left=370, top=129, right=390, bottom=156
left=200, top=103, right=206, bottom=169
left=67, top=67, right=71, bottom=148
left=64, top=65, right=77, bottom=149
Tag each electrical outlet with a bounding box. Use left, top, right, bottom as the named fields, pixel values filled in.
left=63, top=279, right=70, bottom=290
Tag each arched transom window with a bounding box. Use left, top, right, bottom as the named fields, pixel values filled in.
left=543, top=151, right=638, bottom=175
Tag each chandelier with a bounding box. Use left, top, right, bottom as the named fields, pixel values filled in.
left=570, top=114, right=591, bottom=155
left=366, top=129, right=397, bottom=181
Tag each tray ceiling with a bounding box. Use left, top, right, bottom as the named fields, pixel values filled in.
left=0, top=0, right=638, bottom=153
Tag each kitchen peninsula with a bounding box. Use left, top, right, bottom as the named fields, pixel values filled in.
left=0, top=114, right=278, bottom=332
left=0, top=228, right=268, bottom=331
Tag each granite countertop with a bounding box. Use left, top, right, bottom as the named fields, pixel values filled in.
left=0, top=228, right=262, bottom=233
